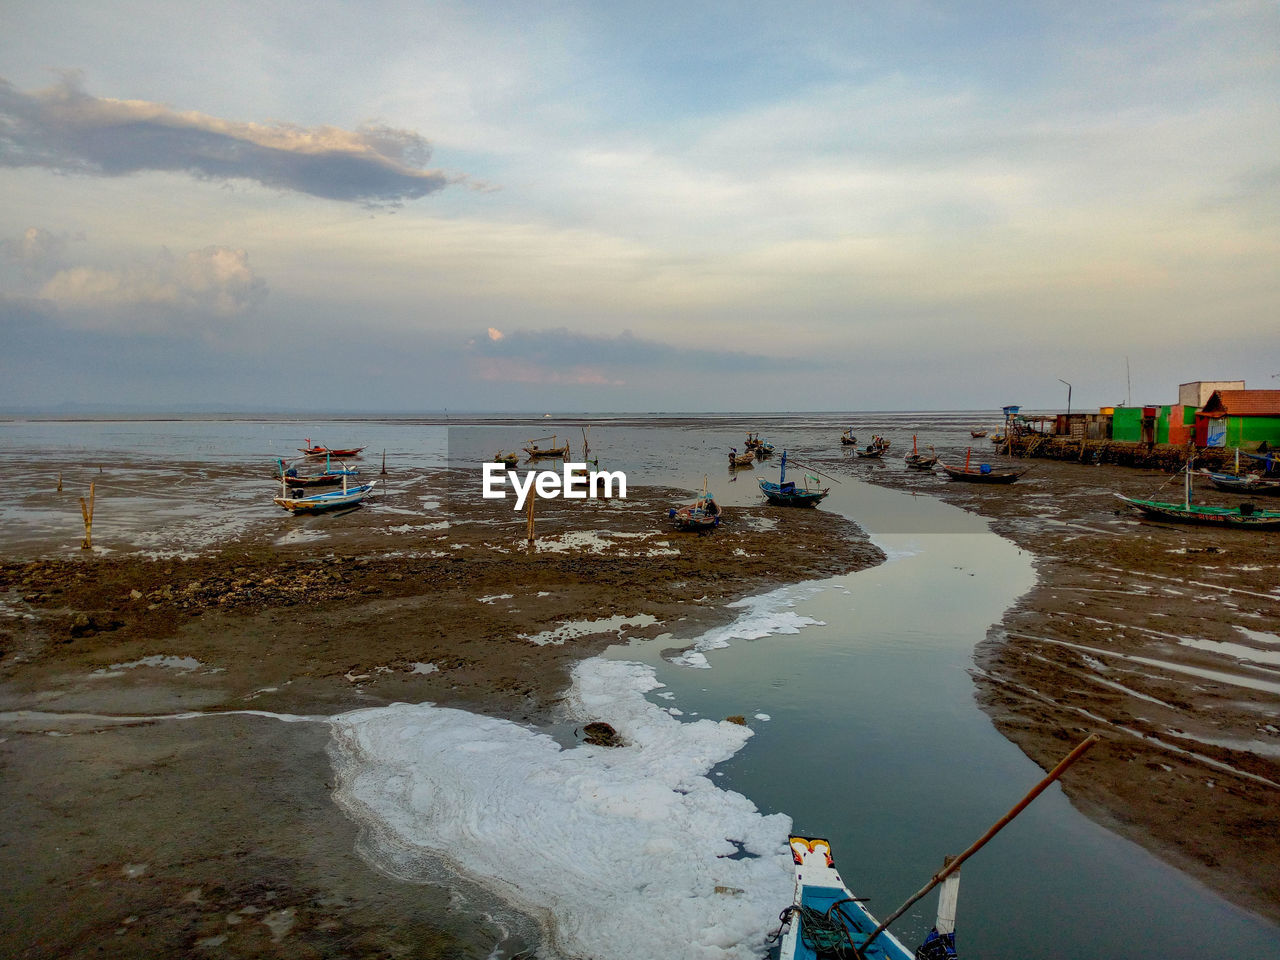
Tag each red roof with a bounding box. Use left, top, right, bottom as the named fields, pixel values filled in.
left=1200, top=390, right=1280, bottom=417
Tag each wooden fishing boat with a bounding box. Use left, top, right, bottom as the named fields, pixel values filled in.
left=759, top=451, right=829, bottom=507
left=524, top=435, right=571, bottom=459
left=937, top=448, right=1026, bottom=483
left=744, top=432, right=763, bottom=450
left=970, top=428, right=988, bottom=438
left=669, top=477, right=721, bottom=531
left=839, top=428, right=857, bottom=446
left=729, top=448, right=756, bottom=467
left=755, top=441, right=776, bottom=458
left=856, top=436, right=890, bottom=459
left=1116, top=494, right=1280, bottom=529
left=1199, top=471, right=1280, bottom=496
left=274, top=476, right=377, bottom=513
left=274, top=457, right=359, bottom=487
left=776, top=836, right=914, bottom=960
left=298, top=438, right=365, bottom=457
left=1118, top=459, right=1280, bottom=529
left=904, top=436, right=938, bottom=469
left=492, top=451, right=520, bottom=469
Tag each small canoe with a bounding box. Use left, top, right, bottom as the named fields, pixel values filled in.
left=493, top=452, right=520, bottom=469
left=970, top=429, right=988, bottom=438
left=298, top=438, right=365, bottom=458
left=777, top=836, right=914, bottom=960
left=1115, top=494, right=1280, bottom=529
left=938, top=463, right=1026, bottom=483
left=729, top=449, right=756, bottom=467
left=1199, top=471, right=1280, bottom=496
left=274, top=481, right=377, bottom=513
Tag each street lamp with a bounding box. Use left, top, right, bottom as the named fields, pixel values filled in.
left=1058, top=379, right=1072, bottom=418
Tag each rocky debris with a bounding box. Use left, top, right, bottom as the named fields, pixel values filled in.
left=581, top=721, right=622, bottom=747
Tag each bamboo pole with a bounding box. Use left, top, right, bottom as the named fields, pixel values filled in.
left=57, top=472, right=62, bottom=492
left=526, top=490, right=536, bottom=544
left=79, top=481, right=95, bottom=550
left=381, top=449, right=387, bottom=475
left=854, top=733, right=1101, bottom=959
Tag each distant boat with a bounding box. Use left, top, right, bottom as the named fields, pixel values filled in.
left=759, top=450, right=829, bottom=507
left=298, top=437, right=365, bottom=458
left=856, top=436, right=890, bottom=459
left=840, top=428, right=857, bottom=446
left=524, top=435, right=571, bottom=459
left=904, top=435, right=938, bottom=469
left=937, top=448, right=1026, bottom=483
left=669, top=477, right=721, bottom=532
left=729, top=448, right=756, bottom=468
left=1199, top=471, right=1280, bottom=496
left=492, top=451, right=520, bottom=469
left=777, top=836, right=914, bottom=960
left=970, top=428, right=988, bottom=438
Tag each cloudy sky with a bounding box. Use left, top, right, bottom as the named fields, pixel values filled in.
left=2, top=1, right=1277, bottom=412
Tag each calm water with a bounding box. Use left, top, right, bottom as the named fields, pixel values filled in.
left=1, top=413, right=1275, bottom=956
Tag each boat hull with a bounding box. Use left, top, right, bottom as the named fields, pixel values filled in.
left=759, top=479, right=828, bottom=507
left=1201, top=471, right=1280, bottom=496
left=939, top=464, right=1024, bottom=483
left=1116, top=494, right=1280, bottom=529
left=274, top=482, right=377, bottom=513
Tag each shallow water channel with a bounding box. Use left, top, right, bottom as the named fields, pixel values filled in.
left=605, top=476, right=1277, bottom=958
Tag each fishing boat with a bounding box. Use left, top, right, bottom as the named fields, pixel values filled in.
left=273, top=457, right=359, bottom=487
left=1199, top=471, right=1280, bottom=496
left=1117, top=459, right=1280, bottom=529
left=904, top=436, right=938, bottom=470
left=492, top=451, right=520, bottom=469
left=524, top=435, right=571, bottom=459
left=668, top=477, right=721, bottom=532
left=729, top=448, right=756, bottom=468
left=937, top=448, right=1026, bottom=483
left=759, top=451, right=829, bottom=507
left=744, top=432, right=763, bottom=450
left=274, top=474, right=377, bottom=513
left=856, top=436, right=890, bottom=459
left=754, top=440, right=776, bottom=458
left=970, top=428, right=988, bottom=438
left=776, top=836, right=914, bottom=960
left=840, top=428, right=857, bottom=446
left=298, top=438, right=365, bottom=457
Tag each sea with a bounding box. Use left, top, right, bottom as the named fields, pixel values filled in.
left=1, top=411, right=1275, bottom=958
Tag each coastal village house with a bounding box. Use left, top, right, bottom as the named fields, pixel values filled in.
left=1082, top=381, right=1280, bottom=450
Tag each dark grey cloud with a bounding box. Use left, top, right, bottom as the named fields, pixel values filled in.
left=0, top=73, right=452, bottom=205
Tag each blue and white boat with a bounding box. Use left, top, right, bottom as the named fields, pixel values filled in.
left=777, top=836, right=917, bottom=960
left=274, top=473, right=377, bottom=513
left=758, top=451, right=829, bottom=507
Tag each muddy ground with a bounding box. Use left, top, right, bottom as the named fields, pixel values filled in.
left=837, top=449, right=1280, bottom=925
left=0, top=474, right=881, bottom=960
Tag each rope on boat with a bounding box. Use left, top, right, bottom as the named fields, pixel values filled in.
left=770, top=903, right=865, bottom=959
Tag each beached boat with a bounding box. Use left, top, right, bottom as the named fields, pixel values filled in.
left=524, top=435, right=571, bottom=459
left=856, top=436, right=890, bottom=459
left=298, top=438, right=365, bottom=457
left=937, top=448, right=1026, bottom=483
left=729, top=448, right=756, bottom=468
left=776, top=836, right=915, bottom=960
left=970, top=428, right=988, bottom=438
left=904, top=435, right=938, bottom=469
left=274, top=475, right=377, bottom=513
left=1118, top=460, right=1280, bottom=529
left=669, top=477, right=721, bottom=532
left=1116, top=494, right=1280, bottom=529
left=759, top=451, right=829, bottom=507
left=492, top=451, right=520, bottom=469
left=1199, top=471, right=1280, bottom=496
left=839, top=428, right=857, bottom=446
left=273, top=457, right=359, bottom=487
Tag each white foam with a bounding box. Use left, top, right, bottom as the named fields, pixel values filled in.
left=668, top=587, right=823, bottom=668
left=409, top=663, right=439, bottom=675
left=521, top=614, right=659, bottom=647
left=90, top=655, right=203, bottom=677
left=328, top=658, right=792, bottom=960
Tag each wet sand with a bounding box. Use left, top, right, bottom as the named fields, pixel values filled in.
left=0, top=470, right=881, bottom=959
left=843, top=451, right=1280, bottom=924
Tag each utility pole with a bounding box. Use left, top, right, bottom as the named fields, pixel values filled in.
left=1058, top=378, right=1072, bottom=418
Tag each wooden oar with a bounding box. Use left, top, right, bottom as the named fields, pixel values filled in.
left=853, top=733, right=1101, bottom=959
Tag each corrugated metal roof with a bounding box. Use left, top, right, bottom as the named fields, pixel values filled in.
left=1200, top=390, right=1280, bottom=417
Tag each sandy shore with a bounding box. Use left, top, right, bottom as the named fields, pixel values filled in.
left=843, top=452, right=1280, bottom=924
left=0, top=472, right=881, bottom=959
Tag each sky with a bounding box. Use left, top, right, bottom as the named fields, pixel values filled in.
left=1, top=1, right=1277, bottom=413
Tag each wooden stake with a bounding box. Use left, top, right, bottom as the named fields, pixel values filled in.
left=381, top=449, right=387, bottom=475
left=57, top=472, right=62, bottom=492
left=79, top=481, right=96, bottom=550
left=854, top=733, right=1101, bottom=958
left=526, top=491, right=536, bottom=544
